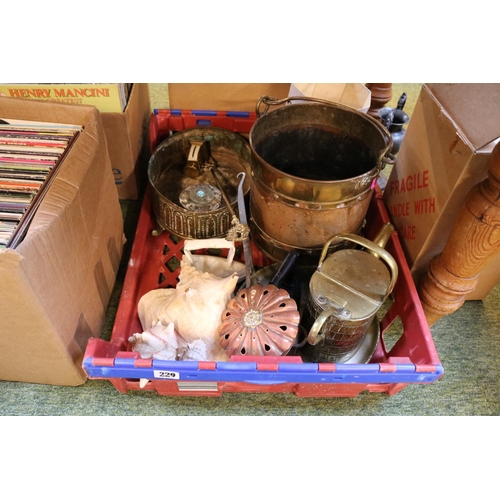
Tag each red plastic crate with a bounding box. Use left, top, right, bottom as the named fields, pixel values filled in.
left=83, top=186, right=443, bottom=398
left=82, top=110, right=443, bottom=398
left=149, top=109, right=257, bottom=153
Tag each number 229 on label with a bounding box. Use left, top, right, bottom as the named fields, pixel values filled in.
left=153, top=370, right=180, bottom=379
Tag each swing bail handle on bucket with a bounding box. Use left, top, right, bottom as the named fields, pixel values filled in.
left=306, top=223, right=399, bottom=346
left=255, top=95, right=396, bottom=167
left=255, top=95, right=396, bottom=170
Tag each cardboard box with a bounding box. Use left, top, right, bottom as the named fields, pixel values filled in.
left=0, top=96, right=124, bottom=386
left=288, top=83, right=371, bottom=112
left=383, top=83, right=500, bottom=300
left=0, top=83, right=151, bottom=200
left=101, top=83, right=151, bottom=199
left=0, top=83, right=130, bottom=112
left=168, top=83, right=291, bottom=112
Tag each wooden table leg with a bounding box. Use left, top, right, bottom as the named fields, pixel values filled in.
left=418, top=142, right=500, bottom=326
left=366, top=84, right=393, bottom=120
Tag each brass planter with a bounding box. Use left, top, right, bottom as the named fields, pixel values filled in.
left=148, top=127, right=252, bottom=240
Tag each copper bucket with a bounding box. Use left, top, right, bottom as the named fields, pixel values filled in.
left=249, top=96, right=393, bottom=263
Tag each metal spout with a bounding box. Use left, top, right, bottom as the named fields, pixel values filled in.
left=368, top=222, right=395, bottom=258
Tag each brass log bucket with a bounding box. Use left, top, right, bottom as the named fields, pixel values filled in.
left=249, top=96, right=393, bottom=263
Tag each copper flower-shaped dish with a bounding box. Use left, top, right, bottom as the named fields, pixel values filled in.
left=218, top=283, right=300, bottom=357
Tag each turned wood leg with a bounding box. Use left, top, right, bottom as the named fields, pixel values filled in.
left=366, top=84, right=393, bottom=120
left=418, top=142, right=500, bottom=326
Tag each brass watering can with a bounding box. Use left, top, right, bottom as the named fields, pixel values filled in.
left=301, top=223, right=398, bottom=363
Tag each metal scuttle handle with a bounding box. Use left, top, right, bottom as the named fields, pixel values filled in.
left=307, top=310, right=340, bottom=346
left=255, top=95, right=349, bottom=117
left=306, top=294, right=351, bottom=346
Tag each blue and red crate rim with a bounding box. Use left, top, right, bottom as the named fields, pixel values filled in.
left=149, top=108, right=257, bottom=152
left=82, top=109, right=443, bottom=398
left=82, top=194, right=443, bottom=396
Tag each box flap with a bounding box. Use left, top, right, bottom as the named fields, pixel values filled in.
left=0, top=95, right=96, bottom=126
left=168, top=83, right=291, bottom=112
left=123, top=83, right=151, bottom=161
left=101, top=83, right=151, bottom=199
left=426, top=83, right=500, bottom=151
left=289, top=83, right=371, bottom=112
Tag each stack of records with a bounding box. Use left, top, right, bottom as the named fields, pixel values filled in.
left=0, top=117, right=82, bottom=249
